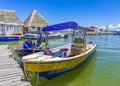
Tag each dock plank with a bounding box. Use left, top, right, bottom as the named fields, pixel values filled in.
left=0, top=45, right=31, bottom=86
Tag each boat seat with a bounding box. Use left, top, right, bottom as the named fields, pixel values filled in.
left=71, top=38, right=86, bottom=55
left=44, top=48, right=69, bottom=57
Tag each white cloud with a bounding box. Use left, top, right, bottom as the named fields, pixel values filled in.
left=107, top=24, right=118, bottom=31
left=98, top=23, right=120, bottom=31
left=117, top=23, right=120, bottom=28
left=98, top=26, right=106, bottom=29
left=108, top=24, right=115, bottom=28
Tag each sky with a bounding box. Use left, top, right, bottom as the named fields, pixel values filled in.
left=0, top=0, right=120, bottom=29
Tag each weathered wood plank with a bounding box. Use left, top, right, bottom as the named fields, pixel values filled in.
left=0, top=79, right=31, bottom=86
left=0, top=75, right=22, bottom=82
left=11, top=81, right=31, bottom=86
left=0, top=72, right=23, bottom=77
left=0, top=74, right=23, bottom=81
left=0, top=45, right=31, bottom=86
left=0, top=68, right=23, bottom=73
left=0, top=64, right=20, bottom=69
left=0, top=68, right=23, bottom=76
left=0, top=62, right=17, bottom=65
left=0, top=78, right=21, bottom=86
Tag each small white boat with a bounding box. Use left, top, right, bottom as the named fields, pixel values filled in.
left=22, top=22, right=97, bottom=79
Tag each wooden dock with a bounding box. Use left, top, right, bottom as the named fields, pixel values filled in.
left=0, top=45, right=31, bottom=86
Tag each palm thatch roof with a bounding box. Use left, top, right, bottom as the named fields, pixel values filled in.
left=24, top=9, right=48, bottom=28
left=0, top=9, right=23, bottom=25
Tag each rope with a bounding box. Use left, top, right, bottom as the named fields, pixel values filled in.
left=23, top=51, right=60, bottom=85
left=23, top=61, right=30, bottom=81
left=36, top=52, right=43, bottom=86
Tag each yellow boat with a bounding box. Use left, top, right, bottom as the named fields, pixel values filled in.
left=22, top=22, right=97, bottom=79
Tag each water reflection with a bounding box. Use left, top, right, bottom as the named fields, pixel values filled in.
left=28, top=52, right=97, bottom=86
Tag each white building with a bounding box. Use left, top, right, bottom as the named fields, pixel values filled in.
left=0, top=10, right=23, bottom=36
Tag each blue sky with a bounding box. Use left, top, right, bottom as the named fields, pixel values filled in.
left=0, top=0, right=120, bottom=28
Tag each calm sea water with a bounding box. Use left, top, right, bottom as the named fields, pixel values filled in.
left=0, top=35, right=120, bottom=86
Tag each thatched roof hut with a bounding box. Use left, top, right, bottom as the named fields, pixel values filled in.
left=0, top=9, right=23, bottom=36
left=0, top=9, right=23, bottom=25
left=24, top=9, right=48, bottom=29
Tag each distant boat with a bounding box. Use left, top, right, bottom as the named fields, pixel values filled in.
left=112, top=28, right=120, bottom=35
left=113, top=31, right=120, bottom=35
left=23, top=33, right=62, bottom=39
left=0, top=36, right=20, bottom=41
left=63, top=34, right=68, bottom=38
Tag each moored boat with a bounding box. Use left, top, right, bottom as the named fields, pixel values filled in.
left=113, top=29, right=120, bottom=35
left=23, top=32, right=62, bottom=40
left=113, top=31, right=120, bottom=35
left=22, top=22, right=97, bottom=79
left=0, top=36, right=20, bottom=41
left=15, top=48, right=42, bottom=57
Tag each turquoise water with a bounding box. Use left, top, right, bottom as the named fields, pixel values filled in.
left=39, top=35, right=120, bottom=86
left=90, top=35, right=120, bottom=86
left=0, top=35, right=120, bottom=86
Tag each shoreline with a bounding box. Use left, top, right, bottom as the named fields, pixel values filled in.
left=86, top=32, right=114, bottom=35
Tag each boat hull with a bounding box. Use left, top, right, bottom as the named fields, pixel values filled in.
left=24, top=45, right=97, bottom=79
left=0, top=36, right=20, bottom=41
left=38, top=50, right=96, bottom=79
left=113, top=31, right=120, bottom=35
left=23, top=35, right=61, bottom=39
left=15, top=48, right=42, bottom=57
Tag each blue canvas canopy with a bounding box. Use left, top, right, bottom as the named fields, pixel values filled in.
left=42, top=22, right=82, bottom=32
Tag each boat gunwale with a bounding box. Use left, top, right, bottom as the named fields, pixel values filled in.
left=22, top=44, right=97, bottom=64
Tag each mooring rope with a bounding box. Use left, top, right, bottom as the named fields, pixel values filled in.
left=23, top=61, right=30, bottom=81
left=36, top=53, right=43, bottom=86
